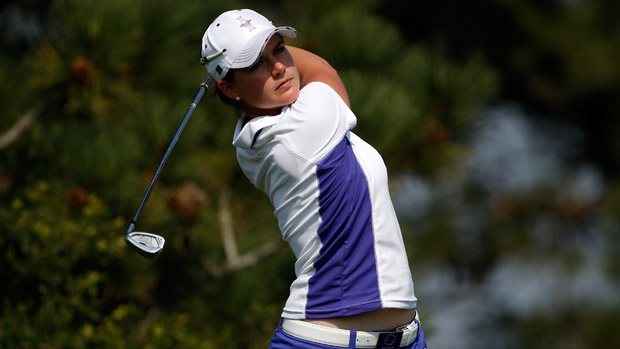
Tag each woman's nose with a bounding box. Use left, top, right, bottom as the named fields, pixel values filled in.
left=272, top=61, right=286, bottom=77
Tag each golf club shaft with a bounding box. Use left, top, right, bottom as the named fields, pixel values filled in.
left=127, top=74, right=214, bottom=234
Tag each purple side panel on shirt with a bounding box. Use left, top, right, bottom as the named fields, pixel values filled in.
left=305, top=137, right=381, bottom=318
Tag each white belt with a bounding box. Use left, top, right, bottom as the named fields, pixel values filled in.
left=281, top=312, right=419, bottom=348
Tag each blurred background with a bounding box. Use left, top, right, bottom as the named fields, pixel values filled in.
left=1, top=0, right=619, bottom=347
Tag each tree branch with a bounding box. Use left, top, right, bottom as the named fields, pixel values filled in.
left=201, top=186, right=282, bottom=277
left=219, top=187, right=240, bottom=263
left=0, top=107, right=41, bottom=151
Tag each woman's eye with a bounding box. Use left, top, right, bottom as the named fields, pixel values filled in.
left=249, top=60, right=262, bottom=71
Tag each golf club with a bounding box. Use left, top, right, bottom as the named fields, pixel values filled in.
left=125, top=73, right=214, bottom=258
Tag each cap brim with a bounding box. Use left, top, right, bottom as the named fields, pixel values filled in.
left=230, top=26, right=297, bottom=69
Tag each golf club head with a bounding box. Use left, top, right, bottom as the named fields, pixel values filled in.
left=125, top=232, right=165, bottom=258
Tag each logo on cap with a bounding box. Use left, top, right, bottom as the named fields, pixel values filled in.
left=236, top=16, right=256, bottom=31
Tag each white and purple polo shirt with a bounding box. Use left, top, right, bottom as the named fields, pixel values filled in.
left=232, top=82, right=416, bottom=320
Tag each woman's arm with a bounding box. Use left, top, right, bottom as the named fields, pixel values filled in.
left=288, top=46, right=351, bottom=107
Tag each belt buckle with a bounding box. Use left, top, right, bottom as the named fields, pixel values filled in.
left=375, top=331, right=403, bottom=349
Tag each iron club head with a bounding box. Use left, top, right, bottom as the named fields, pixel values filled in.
left=125, top=232, right=165, bottom=258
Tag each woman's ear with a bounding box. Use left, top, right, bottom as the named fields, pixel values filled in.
left=217, top=80, right=238, bottom=100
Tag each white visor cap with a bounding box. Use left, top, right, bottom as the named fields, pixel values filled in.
left=200, top=9, right=297, bottom=81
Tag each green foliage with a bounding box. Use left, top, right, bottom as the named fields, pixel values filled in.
left=504, top=0, right=620, bottom=94
left=1, top=180, right=128, bottom=347
left=517, top=308, right=620, bottom=348
left=307, top=7, right=406, bottom=69
left=0, top=59, right=35, bottom=131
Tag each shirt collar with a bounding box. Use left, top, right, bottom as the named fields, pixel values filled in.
left=232, top=113, right=282, bottom=149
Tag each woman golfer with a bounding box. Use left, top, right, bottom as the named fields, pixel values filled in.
left=200, top=9, right=427, bottom=349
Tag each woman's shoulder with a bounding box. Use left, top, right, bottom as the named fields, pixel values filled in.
left=298, top=81, right=346, bottom=107
left=300, top=81, right=336, bottom=94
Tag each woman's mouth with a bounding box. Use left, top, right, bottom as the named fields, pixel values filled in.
left=276, top=78, right=293, bottom=91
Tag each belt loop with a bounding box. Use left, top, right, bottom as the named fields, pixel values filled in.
left=413, top=318, right=421, bottom=343
left=348, top=330, right=357, bottom=349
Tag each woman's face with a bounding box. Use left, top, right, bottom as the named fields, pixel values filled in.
left=217, top=35, right=300, bottom=117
